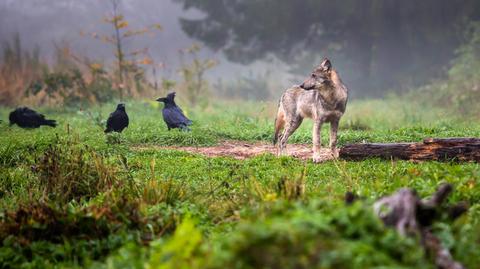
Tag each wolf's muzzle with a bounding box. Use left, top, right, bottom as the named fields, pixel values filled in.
left=300, top=83, right=314, bottom=90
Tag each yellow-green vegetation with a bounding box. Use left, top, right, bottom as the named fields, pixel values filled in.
left=0, top=98, right=479, bottom=268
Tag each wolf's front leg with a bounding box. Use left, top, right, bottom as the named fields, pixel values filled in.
left=329, top=119, right=339, bottom=158
left=312, top=120, right=323, bottom=163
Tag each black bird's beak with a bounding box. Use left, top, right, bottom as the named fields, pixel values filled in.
left=156, top=98, right=166, bottom=102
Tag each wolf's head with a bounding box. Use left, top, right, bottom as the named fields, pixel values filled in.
left=300, top=58, right=333, bottom=91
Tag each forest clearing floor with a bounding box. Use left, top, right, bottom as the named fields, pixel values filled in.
left=132, top=140, right=336, bottom=161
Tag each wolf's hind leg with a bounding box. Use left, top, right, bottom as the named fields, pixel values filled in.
left=275, top=133, right=284, bottom=156
left=278, top=118, right=302, bottom=156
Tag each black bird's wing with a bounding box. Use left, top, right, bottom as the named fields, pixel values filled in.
left=162, top=106, right=192, bottom=128
left=19, top=107, right=56, bottom=127
left=105, top=110, right=129, bottom=132
left=17, top=107, right=46, bottom=127
left=22, top=107, right=43, bottom=118
left=173, top=107, right=192, bottom=125
left=105, top=112, right=115, bottom=132
left=106, top=111, right=116, bottom=126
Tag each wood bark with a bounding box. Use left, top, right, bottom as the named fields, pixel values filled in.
left=371, top=184, right=466, bottom=269
left=339, top=138, right=480, bottom=162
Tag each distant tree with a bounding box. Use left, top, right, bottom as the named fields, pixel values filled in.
left=82, top=0, right=162, bottom=99
left=173, top=0, right=480, bottom=96
left=0, top=33, right=44, bottom=105
left=178, top=44, right=217, bottom=106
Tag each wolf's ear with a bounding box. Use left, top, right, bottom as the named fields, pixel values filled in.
left=320, top=58, right=332, bottom=71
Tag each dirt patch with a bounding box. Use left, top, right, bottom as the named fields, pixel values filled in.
left=132, top=140, right=335, bottom=162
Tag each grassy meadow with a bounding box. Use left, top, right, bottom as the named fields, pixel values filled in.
left=0, top=98, right=479, bottom=268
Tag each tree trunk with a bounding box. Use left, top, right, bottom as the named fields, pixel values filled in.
left=339, top=138, right=480, bottom=162
left=111, top=0, right=125, bottom=100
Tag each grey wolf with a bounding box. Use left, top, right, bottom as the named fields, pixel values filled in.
left=105, top=103, right=129, bottom=133
left=156, top=92, right=192, bottom=131
left=273, top=58, right=348, bottom=162
left=9, top=107, right=57, bottom=128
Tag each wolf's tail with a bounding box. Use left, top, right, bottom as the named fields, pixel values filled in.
left=43, top=119, right=57, bottom=127
left=273, top=119, right=280, bottom=145
left=273, top=108, right=285, bottom=146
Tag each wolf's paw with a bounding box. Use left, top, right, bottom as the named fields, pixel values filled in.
left=277, top=147, right=287, bottom=157
left=330, top=148, right=339, bottom=158
left=312, top=153, right=323, bottom=163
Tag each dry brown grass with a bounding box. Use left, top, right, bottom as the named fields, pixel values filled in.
left=0, top=36, right=160, bottom=107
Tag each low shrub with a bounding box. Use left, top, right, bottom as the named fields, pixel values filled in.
left=0, top=198, right=177, bottom=267
left=34, top=139, right=119, bottom=203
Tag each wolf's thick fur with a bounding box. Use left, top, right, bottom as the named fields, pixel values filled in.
left=274, top=59, right=348, bottom=162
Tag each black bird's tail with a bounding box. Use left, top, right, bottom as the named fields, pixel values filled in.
left=180, top=124, right=191, bottom=132
left=43, top=119, right=57, bottom=127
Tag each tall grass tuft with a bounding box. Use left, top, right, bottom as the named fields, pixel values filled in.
left=34, top=136, right=119, bottom=202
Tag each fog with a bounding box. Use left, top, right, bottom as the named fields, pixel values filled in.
left=0, top=1, right=212, bottom=72
left=1, top=0, right=479, bottom=100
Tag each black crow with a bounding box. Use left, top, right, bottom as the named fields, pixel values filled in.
left=9, top=107, right=57, bottom=128
left=156, top=92, right=192, bottom=130
left=104, top=103, right=129, bottom=133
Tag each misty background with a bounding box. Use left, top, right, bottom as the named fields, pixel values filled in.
left=0, top=0, right=282, bottom=95
left=1, top=0, right=480, bottom=103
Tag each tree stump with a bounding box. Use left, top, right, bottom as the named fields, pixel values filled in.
left=371, top=184, right=467, bottom=269
left=339, top=138, right=480, bottom=162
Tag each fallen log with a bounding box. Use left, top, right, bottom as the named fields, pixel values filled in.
left=339, top=138, right=480, bottom=162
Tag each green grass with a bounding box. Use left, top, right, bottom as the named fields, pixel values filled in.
left=0, top=98, right=479, bottom=268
